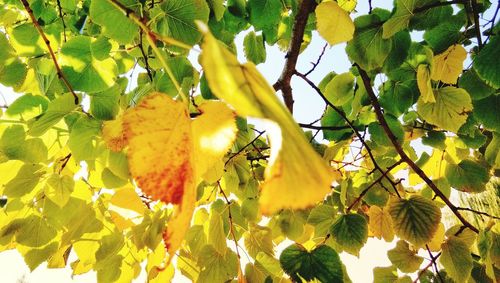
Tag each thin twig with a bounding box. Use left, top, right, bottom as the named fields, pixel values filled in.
left=304, top=43, right=328, bottom=76
left=469, top=0, right=484, bottom=49
left=356, top=65, right=479, bottom=234
left=106, top=0, right=189, bottom=103
left=56, top=0, right=67, bottom=42
left=217, top=182, right=243, bottom=279
left=346, top=160, right=403, bottom=212
left=456, top=207, right=500, bottom=220
left=138, top=30, right=153, bottom=82
left=273, top=0, right=317, bottom=113
left=225, top=131, right=266, bottom=166
left=295, top=71, right=401, bottom=196
left=20, top=0, right=79, bottom=104
left=298, top=123, right=352, bottom=131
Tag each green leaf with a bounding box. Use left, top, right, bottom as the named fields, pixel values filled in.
left=207, top=209, right=227, bottom=255
left=197, top=245, right=238, bottom=283
left=473, top=35, right=500, bottom=88
left=22, top=242, right=59, bottom=271
left=373, top=266, right=398, bottom=283
left=383, top=30, right=411, bottom=71
left=16, top=215, right=57, bottom=247
left=423, top=17, right=463, bottom=53
left=324, top=72, right=355, bottom=107
left=156, top=0, right=210, bottom=46
left=473, top=94, right=500, bottom=132
left=440, top=236, right=473, bottom=283
left=388, top=195, right=441, bottom=247
left=244, top=224, right=274, bottom=258
left=346, top=11, right=392, bottom=71
left=321, top=107, right=353, bottom=142
left=243, top=31, right=266, bottom=65
left=0, top=32, right=27, bottom=87
left=8, top=24, right=45, bottom=57
left=368, top=114, right=404, bottom=146
left=89, top=81, right=124, bottom=120
left=207, top=0, right=225, bottom=21
left=379, top=80, right=417, bottom=116
left=307, top=204, right=337, bottom=237
left=3, top=163, right=44, bottom=197
left=154, top=56, right=195, bottom=96
left=248, top=0, right=282, bottom=31
left=329, top=214, right=368, bottom=256
left=28, top=93, right=78, bottom=137
left=67, top=116, right=103, bottom=162
left=387, top=240, right=423, bottom=273
left=44, top=174, right=75, bottom=207
left=485, top=133, right=500, bottom=169
left=60, top=36, right=118, bottom=93
left=279, top=244, right=343, bottom=283
left=417, top=87, right=472, bottom=133
left=5, top=94, right=48, bottom=119
left=382, top=0, right=417, bottom=38
left=89, top=0, right=137, bottom=44
left=459, top=69, right=495, bottom=101
left=445, top=159, right=489, bottom=193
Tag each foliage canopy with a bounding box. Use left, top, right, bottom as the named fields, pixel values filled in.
left=0, top=0, right=499, bottom=282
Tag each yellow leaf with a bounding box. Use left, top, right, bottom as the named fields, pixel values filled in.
left=123, top=93, right=194, bottom=205
left=110, top=186, right=146, bottom=214
left=102, top=117, right=125, bottom=152
left=409, top=149, right=447, bottom=186
left=109, top=211, right=135, bottom=231
left=368, top=205, right=394, bottom=242
left=417, top=64, right=435, bottom=103
left=431, top=44, right=467, bottom=84
left=192, top=101, right=237, bottom=182
left=338, top=0, right=357, bottom=12
left=123, top=93, right=196, bottom=261
left=316, top=1, right=355, bottom=46
left=199, top=27, right=336, bottom=215
left=427, top=223, right=445, bottom=252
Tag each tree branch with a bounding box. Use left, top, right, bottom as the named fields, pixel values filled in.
left=469, top=0, right=484, bottom=49
left=273, top=0, right=317, bottom=113
left=346, top=160, right=403, bottom=212
left=295, top=71, right=401, bottom=197
left=298, top=123, right=352, bottom=131
left=356, top=65, right=479, bottom=234
left=20, top=0, right=79, bottom=104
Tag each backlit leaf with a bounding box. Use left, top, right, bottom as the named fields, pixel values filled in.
left=387, top=195, right=441, bottom=247
left=279, top=244, right=343, bottom=283
left=387, top=240, right=423, bottom=273
left=382, top=0, right=417, bottom=38
left=192, top=101, right=237, bottom=182
left=431, top=44, right=466, bottom=84
left=330, top=214, right=368, bottom=256
left=445, top=159, right=489, bottom=193
left=368, top=205, right=394, bottom=242
left=44, top=174, right=75, bottom=208
left=417, top=64, right=434, bottom=103
left=440, top=236, right=473, bottom=283
left=417, top=87, right=472, bottom=133
left=473, top=35, right=500, bottom=88
left=316, top=1, right=355, bottom=46
left=199, top=26, right=335, bottom=215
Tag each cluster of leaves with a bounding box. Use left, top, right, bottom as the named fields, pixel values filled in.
left=0, top=0, right=499, bottom=282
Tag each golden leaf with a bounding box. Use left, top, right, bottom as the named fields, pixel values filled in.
left=123, top=93, right=193, bottom=205
left=368, top=205, right=394, bottom=242
left=102, top=117, right=126, bottom=152
left=199, top=26, right=336, bottom=215
left=431, top=44, right=467, bottom=84
left=192, top=101, right=237, bottom=182
left=417, top=64, right=435, bottom=103
left=123, top=93, right=196, bottom=261
left=316, top=1, right=355, bottom=46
